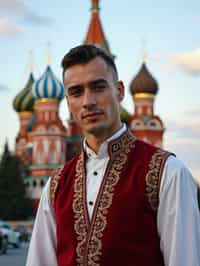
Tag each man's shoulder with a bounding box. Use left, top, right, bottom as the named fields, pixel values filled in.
left=164, top=155, right=190, bottom=177
left=49, top=152, right=82, bottom=206
left=134, top=139, right=174, bottom=162
left=134, top=138, right=159, bottom=153
left=161, top=155, right=197, bottom=193
left=62, top=153, right=80, bottom=171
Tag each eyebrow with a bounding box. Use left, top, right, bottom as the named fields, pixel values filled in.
left=65, top=78, right=108, bottom=94
left=89, top=78, right=108, bottom=87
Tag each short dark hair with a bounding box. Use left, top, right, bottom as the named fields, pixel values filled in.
left=61, top=44, right=118, bottom=80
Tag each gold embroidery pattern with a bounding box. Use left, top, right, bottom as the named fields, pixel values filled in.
left=73, top=152, right=88, bottom=265
left=50, top=167, right=63, bottom=206
left=87, top=151, right=134, bottom=266
left=145, top=149, right=170, bottom=211
left=110, top=130, right=135, bottom=156
left=73, top=131, right=136, bottom=266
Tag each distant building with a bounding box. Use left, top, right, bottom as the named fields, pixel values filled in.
left=13, top=66, right=67, bottom=210
left=130, top=63, right=164, bottom=147
left=13, top=0, right=165, bottom=210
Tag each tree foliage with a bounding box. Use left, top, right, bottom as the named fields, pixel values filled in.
left=0, top=142, right=33, bottom=220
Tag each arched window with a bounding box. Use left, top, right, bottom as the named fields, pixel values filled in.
left=40, top=180, right=45, bottom=187
left=131, top=119, right=144, bottom=130
left=150, top=121, right=156, bottom=127
left=36, top=126, right=46, bottom=133
left=148, top=119, right=161, bottom=129
left=33, top=180, right=37, bottom=187
left=48, top=126, right=59, bottom=133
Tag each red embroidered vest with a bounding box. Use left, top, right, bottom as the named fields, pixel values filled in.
left=51, top=131, right=172, bottom=266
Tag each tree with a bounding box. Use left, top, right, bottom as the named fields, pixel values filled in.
left=0, top=141, right=33, bottom=220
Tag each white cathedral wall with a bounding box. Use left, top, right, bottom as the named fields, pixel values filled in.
left=27, top=179, right=43, bottom=199
left=31, top=186, right=42, bottom=199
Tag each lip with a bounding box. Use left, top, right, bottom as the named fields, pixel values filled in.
left=82, top=112, right=103, bottom=119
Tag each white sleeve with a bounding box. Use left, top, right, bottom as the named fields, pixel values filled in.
left=157, top=155, right=200, bottom=266
left=26, top=178, right=58, bottom=266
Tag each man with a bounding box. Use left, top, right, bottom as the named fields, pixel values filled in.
left=26, top=45, right=200, bottom=266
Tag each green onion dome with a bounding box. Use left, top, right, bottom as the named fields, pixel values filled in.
left=13, top=73, right=35, bottom=112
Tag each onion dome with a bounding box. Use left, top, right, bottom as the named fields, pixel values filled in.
left=13, top=73, right=35, bottom=112
left=32, top=65, right=64, bottom=100
left=130, top=63, right=158, bottom=95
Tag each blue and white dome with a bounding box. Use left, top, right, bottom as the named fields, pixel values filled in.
left=32, top=66, right=64, bottom=100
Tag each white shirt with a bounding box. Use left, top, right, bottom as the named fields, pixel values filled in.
left=26, top=125, right=200, bottom=266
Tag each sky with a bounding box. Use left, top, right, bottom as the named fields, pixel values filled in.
left=0, top=0, right=200, bottom=180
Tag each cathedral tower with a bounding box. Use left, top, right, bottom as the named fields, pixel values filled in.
left=66, top=0, right=115, bottom=159
left=130, top=62, right=164, bottom=147
left=27, top=64, right=67, bottom=208
left=85, top=0, right=112, bottom=55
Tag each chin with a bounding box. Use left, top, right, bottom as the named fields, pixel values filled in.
left=85, top=123, right=107, bottom=135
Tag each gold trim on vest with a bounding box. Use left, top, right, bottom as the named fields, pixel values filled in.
left=73, top=130, right=136, bottom=266
left=73, top=152, right=89, bottom=264
left=145, top=149, right=171, bottom=212
left=50, top=167, right=63, bottom=206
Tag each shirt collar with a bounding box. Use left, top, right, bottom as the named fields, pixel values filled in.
left=83, top=124, right=127, bottom=159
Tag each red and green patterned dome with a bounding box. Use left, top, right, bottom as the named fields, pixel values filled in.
left=130, top=63, right=158, bottom=95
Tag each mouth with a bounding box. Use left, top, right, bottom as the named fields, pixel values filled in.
left=82, top=112, right=103, bottom=120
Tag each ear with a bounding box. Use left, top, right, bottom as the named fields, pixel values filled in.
left=116, top=81, right=124, bottom=102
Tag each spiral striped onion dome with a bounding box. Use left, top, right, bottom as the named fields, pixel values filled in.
left=32, top=65, right=64, bottom=100
left=130, top=63, right=158, bottom=95
left=13, top=73, right=35, bottom=112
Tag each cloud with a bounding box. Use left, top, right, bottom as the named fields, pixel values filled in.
left=151, top=48, right=200, bottom=76
left=0, top=19, right=23, bottom=35
left=164, top=109, right=200, bottom=180
left=165, top=108, right=200, bottom=145
left=0, top=0, right=53, bottom=26
left=168, top=48, right=200, bottom=76
left=183, top=108, right=200, bottom=117
left=167, top=118, right=200, bottom=140
left=23, top=13, right=53, bottom=26
left=0, top=83, right=10, bottom=92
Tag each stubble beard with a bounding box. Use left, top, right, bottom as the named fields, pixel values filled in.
left=83, top=117, right=119, bottom=140
left=84, top=122, right=109, bottom=137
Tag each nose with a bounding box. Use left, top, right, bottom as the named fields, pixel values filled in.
left=82, top=89, right=97, bottom=109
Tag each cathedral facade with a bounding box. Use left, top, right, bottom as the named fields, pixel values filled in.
left=13, top=0, right=164, bottom=209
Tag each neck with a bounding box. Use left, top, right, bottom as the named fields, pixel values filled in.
left=84, top=123, right=122, bottom=153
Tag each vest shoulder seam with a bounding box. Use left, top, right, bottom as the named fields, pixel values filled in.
left=146, top=150, right=172, bottom=212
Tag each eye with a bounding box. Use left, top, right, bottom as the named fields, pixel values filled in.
left=95, top=84, right=106, bottom=91
left=92, top=82, right=107, bottom=92
left=68, top=86, right=83, bottom=97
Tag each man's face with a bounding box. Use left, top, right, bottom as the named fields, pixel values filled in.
left=63, top=56, right=124, bottom=138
